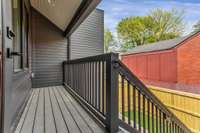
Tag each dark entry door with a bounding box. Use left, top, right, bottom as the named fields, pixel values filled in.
left=2, top=0, right=30, bottom=132
left=2, top=0, right=14, bottom=132
left=0, top=0, right=2, bottom=131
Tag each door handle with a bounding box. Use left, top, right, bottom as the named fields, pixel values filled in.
left=7, top=27, right=15, bottom=39
left=7, top=48, right=23, bottom=58
left=11, top=52, right=23, bottom=56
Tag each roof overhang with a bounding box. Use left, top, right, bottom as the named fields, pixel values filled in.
left=30, top=0, right=101, bottom=37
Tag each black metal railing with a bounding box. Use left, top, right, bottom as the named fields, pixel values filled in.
left=63, top=53, right=119, bottom=133
left=63, top=53, right=192, bottom=133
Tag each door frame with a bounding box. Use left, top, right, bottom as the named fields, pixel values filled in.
left=0, top=0, right=3, bottom=131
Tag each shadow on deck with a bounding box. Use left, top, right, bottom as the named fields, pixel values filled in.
left=14, top=86, right=106, bottom=133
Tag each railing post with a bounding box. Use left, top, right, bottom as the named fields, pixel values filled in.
left=62, top=61, right=66, bottom=85
left=106, top=53, right=119, bottom=133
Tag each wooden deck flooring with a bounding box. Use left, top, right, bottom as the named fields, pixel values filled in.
left=14, top=86, right=106, bottom=133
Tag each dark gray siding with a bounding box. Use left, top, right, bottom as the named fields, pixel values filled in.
left=32, top=9, right=104, bottom=88
left=32, top=11, right=67, bottom=88
left=70, top=9, right=104, bottom=59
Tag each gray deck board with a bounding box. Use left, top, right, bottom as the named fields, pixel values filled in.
left=14, top=86, right=105, bottom=133
left=57, top=87, right=93, bottom=133
left=49, top=87, right=68, bottom=133
left=59, top=86, right=104, bottom=133
left=33, top=88, right=44, bottom=133
left=20, top=89, right=40, bottom=133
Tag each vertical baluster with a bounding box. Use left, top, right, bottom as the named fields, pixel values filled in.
left=133, top=86, right=136, bottom=128
left=87, top=63, right=89, bottom=102
left=81, top=64, right=83, bottom=96
left=152, top=103, right=154, bottom=133
left=85, top=63, right=88, bottom=101
left=104, top=61, right=107, bottom=114
left=92, top=62, right=94, bottom=106
left=102, top=61, right=105, bottom=114
left=95, top=62, right=97, bottom=107
left=75, top=65, right=77, bottom=91
left=127, top=82, right=131, bottom=125
left=170, top=122, right=172, bottom=133
left=138, top=90, right=141, bottom=131
left=98, top=61, right=101, bottom=111
left=84, top=63, right=86, bottom=100
left=94, top=62, right=96, bottom=107
left=82, top=64, right=84, bottom=98
left=147, top=100, right=150, bottom=133
left=122, top=76, right=125, bottom=121
left=172, top=122, right=174, bottom=133
left=69, top=65, right=71, bottom=86
left=75, top=65, right=77, bottom=92
left=143, top=95, right=146, bottom=133
left=71, top=64, right=73, bottom=88
left=160, top=110, right=162, bottom=133
left=91, top=62, right=93, bottom=105
left=72, top=64, right=74, bottom=89
left=96, top=62, right=98, bottom=108
left=177, top=125, right=179, bottom=133
left=156, top=107, right=158, bottom=133
left=79, top=64, right=81, bottom=95
left=89, top=62, right=91, bottom=103
left=166, top=119, right=168, bottom=133
left=174, top=123, right=177, bottom=133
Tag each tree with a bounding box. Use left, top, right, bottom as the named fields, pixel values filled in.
left=116, top=8, right=185, bottom=51
left=117, top=16, right=155, bottom=51
left=149, top=8, right=185, bottom=41
left=104, top=28, right=114, bottom=52
left=193, top=20, right=200, bottom=32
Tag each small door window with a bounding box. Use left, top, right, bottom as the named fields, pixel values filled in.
left=22, top=6, right=29, bottom=68
left=12, top=0, right=22, bottom=72
left=12, top=0, right=29, bottom=72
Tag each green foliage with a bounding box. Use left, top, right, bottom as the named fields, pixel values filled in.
left=193, top=20, right=200, bottom=32
left=116, top=8, right=185, bottom=51
left=104, top=28, right=114, bottom=52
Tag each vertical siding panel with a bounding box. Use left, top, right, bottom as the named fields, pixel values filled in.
left=177, top=33, right=200, bottom=85
left=147, top=54, right=160, bottom=81
left=160, top=51, right=177, bottom=83
left=121, top=50, right=177, bottom=82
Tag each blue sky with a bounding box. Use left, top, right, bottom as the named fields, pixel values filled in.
left=98, top=0, right=200, bottom=35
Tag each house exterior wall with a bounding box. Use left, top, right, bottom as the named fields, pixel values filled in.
left=70, top=9, right=104, bottom=59
left=177, top=33, right=200, bottom=85
left=121, top=49, right=177, bottom=83
left=31, top=11, right=68, bottom=88
left=32, top=9, right=104, bottom=88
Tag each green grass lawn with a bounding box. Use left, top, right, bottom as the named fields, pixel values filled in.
left=124, top=111, right=163, bottom=132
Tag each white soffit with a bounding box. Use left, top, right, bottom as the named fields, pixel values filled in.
left=30, top=0, right=82, bottom=31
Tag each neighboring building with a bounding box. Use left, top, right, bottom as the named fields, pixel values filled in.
left=121, top=31, right=200, bottom=86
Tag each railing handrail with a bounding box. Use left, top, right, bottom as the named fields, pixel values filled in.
left=117, top=60, right=192, bottom=133
left=63, top=53, right=114, bottom=64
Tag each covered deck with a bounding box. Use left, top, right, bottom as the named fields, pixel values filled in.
left=14, top=86, right=106, bottom=133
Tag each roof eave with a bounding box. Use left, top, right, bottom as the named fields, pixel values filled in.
left=64, top=0, right=102, bottom=37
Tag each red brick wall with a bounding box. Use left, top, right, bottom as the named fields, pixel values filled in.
left=177, top=33, right=200, bottom=85
left=121, top=50, right=177, bottom=83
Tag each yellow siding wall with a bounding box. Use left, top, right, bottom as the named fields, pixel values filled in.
left=149, top=86, right=200, bottom=133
